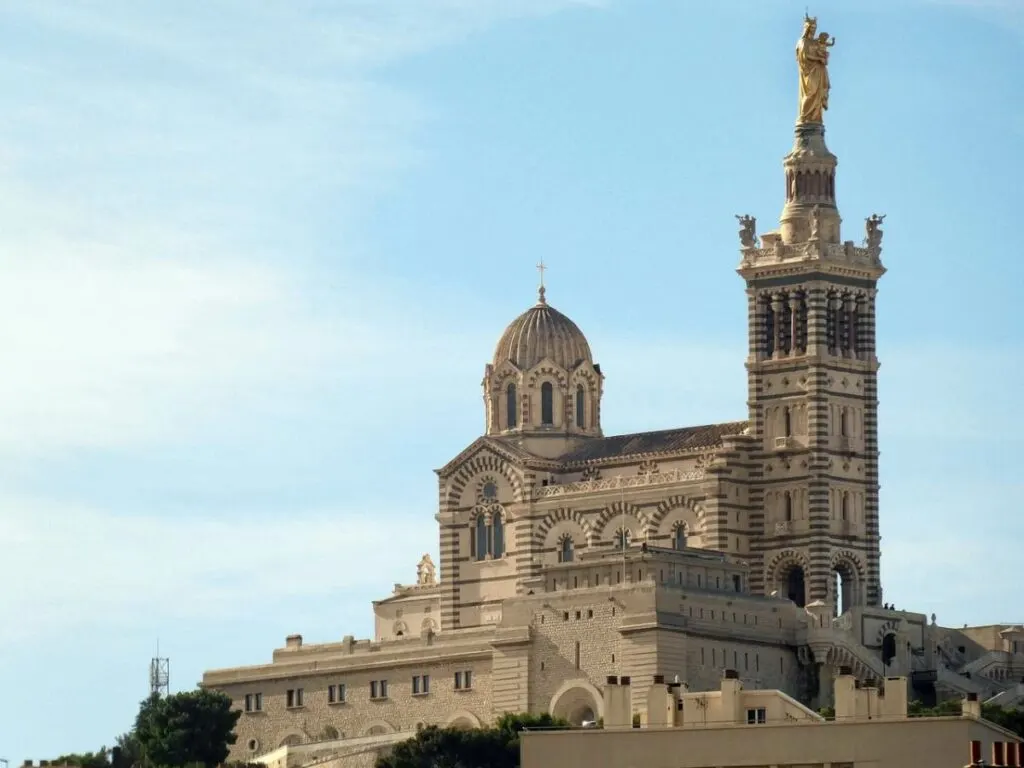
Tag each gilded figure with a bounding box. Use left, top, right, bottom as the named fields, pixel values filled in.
left=796, top=15, right=833, bottom=124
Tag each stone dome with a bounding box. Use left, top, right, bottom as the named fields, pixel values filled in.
left=492, top=289, right=593, bottom=371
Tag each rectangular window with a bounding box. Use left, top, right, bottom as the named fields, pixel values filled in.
left=994, top=741, right=1005, bottom=766
left=412, top=675, right=430, bottom=695
left=575, top=641, right=581, bottom=670
left=371, top=680, right=389, bottom=700
left=244, top=694, right=253, bottom=712
left=254, top=693, right=262, bottom=711
left=745, top=708, right=767, bottom=725
left=328, top=684, right=346, bottom=704
left=970, top=741, right=982, bottom=765
left=286, top=688, right=303, bottom=708
left=455, top=670, right=473, bottom=690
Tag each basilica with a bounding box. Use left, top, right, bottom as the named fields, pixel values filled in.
left=201, top=16, right=1024, bottom=767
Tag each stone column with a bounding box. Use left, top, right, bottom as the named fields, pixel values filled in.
left=771, top=294, right=784, bottom=359
left=790, top=290, right=801, bottom=356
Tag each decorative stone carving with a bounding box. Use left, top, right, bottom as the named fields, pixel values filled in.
left=580, top=466, right=602, bottom=481
left=809, top=204, right=822, bottom=240
left=865, top=213, right=885, bottom=249
left=735, top=214, right=758, bottom=248
left=637, top=459, right=659, bottom=477
left=416, top=554, right=437, bottom=586
left=534, top=467, right=704, bottom=499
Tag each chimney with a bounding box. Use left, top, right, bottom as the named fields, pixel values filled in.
left=646, top=675, right=673, bottom=728
left=963, top=692, right=981, bottom=719
left=619, top=676, right=634, bottom=728
left=862, top=678, right=881, bottom=719
left=604, top=676, right=630, bottom=729
left=834, top=667, right=857, bottom=722
left=285, top=634, right=303, bottom=649
left=879, top=677, right=908, bottom=719
left=720, top=669, right=743, bottom=724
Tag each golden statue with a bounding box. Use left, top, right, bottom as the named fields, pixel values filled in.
left=796, top=14, right=834, bottom=124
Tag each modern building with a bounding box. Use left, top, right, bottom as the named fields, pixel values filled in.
left=200, top=16, right=1024, bottom=767
left=519, top=671, right=1023, bottom=768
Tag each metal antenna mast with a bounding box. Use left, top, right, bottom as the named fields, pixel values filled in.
left=150, top=640, right=170, bottom=697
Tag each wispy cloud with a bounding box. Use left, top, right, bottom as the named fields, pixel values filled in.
left=0, top=494, right=437, bottom=645
left=0, top=0, right=604, bottom=460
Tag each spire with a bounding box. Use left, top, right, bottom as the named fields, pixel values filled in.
left=536, top=259, right=547, bottom=305
left=780, top=14, right=840, bottom=245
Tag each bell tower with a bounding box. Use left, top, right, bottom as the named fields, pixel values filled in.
left=736, top=16, right=886, bottom=612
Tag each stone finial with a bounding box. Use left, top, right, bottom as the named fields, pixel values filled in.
left=416, top=553, right=436, bottom=586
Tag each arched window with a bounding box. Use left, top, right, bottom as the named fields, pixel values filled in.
left=491, top=512, right=505, bottom=558
left=541, top=382, right=554, bottom=425
left=841, top=492, right=849, bottom=521
left=475, top=515, right=488, bottom=561
left=784, top=492, right=793, bottom=522
left=614, top=528, right=631, bottom=551
left=783, top=407, right=792, bottom=437
left=506, top=383, right=517, bottom=429
left=839, top=407, right=848, bottom=437
left=674, top=525, right=687, bottom=550
left=559, top=536, right=574, bottom=563
left=575, top=384, right=585, bottom=428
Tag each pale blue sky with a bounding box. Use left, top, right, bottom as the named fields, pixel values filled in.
left=1, top=0, right=1022, bottom=759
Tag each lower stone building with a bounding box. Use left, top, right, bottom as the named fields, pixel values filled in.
left=200, top=15, right=1024, bottom=767
left=519, top=673, right=1023, bottom=768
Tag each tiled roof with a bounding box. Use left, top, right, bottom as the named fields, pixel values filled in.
left=557, top=420, right=749, bottom=465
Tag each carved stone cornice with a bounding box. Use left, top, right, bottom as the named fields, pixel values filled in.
left=533, top=467, right=706, bottom=500
left=737, top=240, right=885, bottom=281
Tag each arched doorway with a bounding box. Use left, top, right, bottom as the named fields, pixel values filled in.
left=881, top=633, right=897, bottom=668
left=549, top=681, right=603, bottom=726
left=784, top=565, right=807, bottom=608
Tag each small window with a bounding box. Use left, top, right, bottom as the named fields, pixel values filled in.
left=492, top=512, right=505, bottom=558
left=506, top=383, right=517, bottom=429
left=575, top=641, right=581, bottom=670
left=370, top=680, right=388, bottom=700
left=454, top=670, right=473, bottom=690
left=559, top=537, right=574, bottom=563
left=970, top=741, right=982, bottom=765
left=244, top=694, right=253, bottom=712
left=412, top=675, right=430, bottom=695
left=287, top=689, right=303, bottom=708
left=784, top=492, right=793, bottom=521
left=783, top=407, right=792, bottom=437
left=993, top=741, right=1005, bottom=767
left=254, top=693, right=262, bottom=711
left=674, top=525, right=687, bottom=550
left=541, top=382, right=554, bottom=425
left=247, top=739, right=259, bottom=752
left=575, top=384, right=585, bottom=428
left=746, top=707, right=767, bottom=725
left=328, top=683, right=346, bottom=704
left=475, top=515, right=488, bottom=561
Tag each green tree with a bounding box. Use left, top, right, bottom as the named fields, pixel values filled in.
left=905, top=698, right=1023, bottom=738
left=376, top=713, right=568, bottom=768
left=134, top=689, right=240, bottom=768
left=51, top=749, right=111, bottom=768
